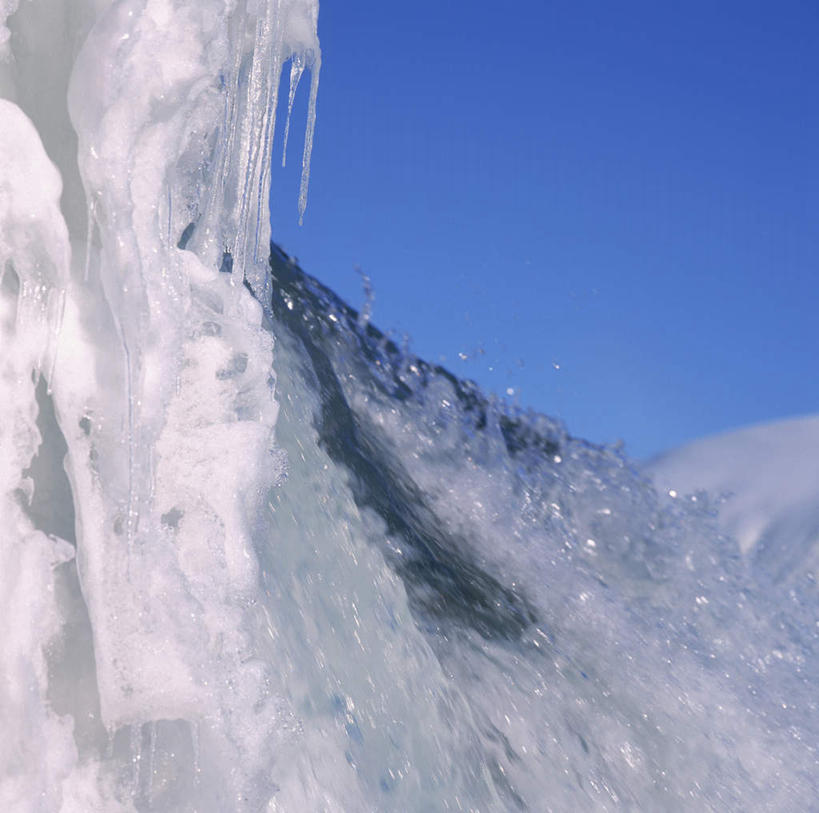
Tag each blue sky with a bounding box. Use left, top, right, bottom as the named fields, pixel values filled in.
left=270, top=0, right=819, bottom=459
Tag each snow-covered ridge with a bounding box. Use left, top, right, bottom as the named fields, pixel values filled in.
left=647, top=414, right=819, bottom=581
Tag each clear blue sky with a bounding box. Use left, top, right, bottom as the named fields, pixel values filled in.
left=269, top=0, right=819, bottom=459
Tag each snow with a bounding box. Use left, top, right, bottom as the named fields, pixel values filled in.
left=647, top=414, right=819, bottom=578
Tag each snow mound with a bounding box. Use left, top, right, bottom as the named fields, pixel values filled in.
left=647, top=415, right=819, bottom=583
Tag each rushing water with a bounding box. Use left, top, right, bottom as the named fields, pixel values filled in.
left=1, top=2, right=817, bottom=810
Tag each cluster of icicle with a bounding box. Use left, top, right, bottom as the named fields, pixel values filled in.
left=0, top=1, right=319, bottom=808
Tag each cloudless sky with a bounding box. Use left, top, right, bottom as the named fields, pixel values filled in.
left=270, top=0, right=819, bottom=459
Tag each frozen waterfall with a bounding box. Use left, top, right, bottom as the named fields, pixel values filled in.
left=1, top=2, right=817, bottom=811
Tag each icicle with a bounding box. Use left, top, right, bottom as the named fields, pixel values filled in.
left=298, top=53, right=321, bottom=225
left=235, top=3, right=282, bottom=284
left=281, top=54, right=305, bottom=168
left=83, top=198, right=95, bottom=283
left=250, top=31, right=284, bottom=269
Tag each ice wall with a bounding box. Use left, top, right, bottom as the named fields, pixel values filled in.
left=1, top=1, right=320, bottom=807
left=0, top=96, right=77, bottom=811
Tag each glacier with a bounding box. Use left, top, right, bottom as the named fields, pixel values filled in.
left=0, top=1, right=817, bottom=810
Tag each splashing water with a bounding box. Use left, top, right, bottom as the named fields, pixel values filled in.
left=0, top=2, right=817, bottom=811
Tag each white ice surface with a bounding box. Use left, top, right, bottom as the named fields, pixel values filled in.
left=2, top=1, right=323, bottom=808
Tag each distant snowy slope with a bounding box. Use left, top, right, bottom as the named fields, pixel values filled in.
left=646, top=415, right=819, bottom=582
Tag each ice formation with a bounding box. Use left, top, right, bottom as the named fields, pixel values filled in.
left=1, top=1, right=817, bottom=811
left=1, top=1, right=321, bottom=807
